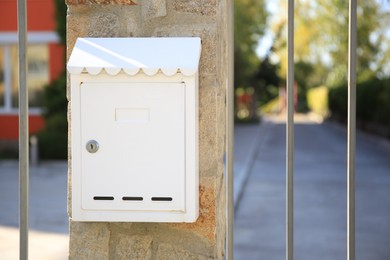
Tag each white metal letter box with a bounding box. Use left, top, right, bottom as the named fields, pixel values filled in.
left=67, top=37, right=201, bottom=222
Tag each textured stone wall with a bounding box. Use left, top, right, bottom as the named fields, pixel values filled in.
left=66, top=0, right=227, bottom=258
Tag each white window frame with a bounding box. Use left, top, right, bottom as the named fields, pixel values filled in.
left=0, top=31, right=60, bottom=115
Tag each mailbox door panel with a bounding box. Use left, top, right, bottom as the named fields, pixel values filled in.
left=79, top=82, right=185, bottom=212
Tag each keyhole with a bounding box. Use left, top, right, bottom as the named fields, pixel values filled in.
left=86, top=140, right=99, bottom=153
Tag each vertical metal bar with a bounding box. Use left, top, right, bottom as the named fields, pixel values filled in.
left=4, top=47, right=12, bottom=111
left=286, top=0, right=294, bottom=260
left=347, top=0, right=357, bottom=259
left=226, top=0, right=235, bottom=259
left=17, top=0, right=29, bottom=259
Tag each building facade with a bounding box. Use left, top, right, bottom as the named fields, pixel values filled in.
left=0, top=0, right=64, bottom=150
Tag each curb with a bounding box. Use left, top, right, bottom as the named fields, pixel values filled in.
left=233, top=120, right=271, bottom=210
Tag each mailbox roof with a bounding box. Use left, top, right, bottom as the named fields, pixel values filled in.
left=67, top=37, right=201, bottom=76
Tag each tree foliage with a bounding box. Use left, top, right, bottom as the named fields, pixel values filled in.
left=256, top=55, right=280, bottom=105
left=54, top=0, right=67, bottom=44
left=234, top=0, right=268, bottom=88
left=315, top=0, right=389, bottom=85
left=272, top=0, right=390, bottom=87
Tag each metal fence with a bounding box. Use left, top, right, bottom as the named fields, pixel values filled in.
left=17, top=0, right=356, bottom=259
left=17, top=0, right=29, bottom=259
left=226, top=0, right=357, bottom=260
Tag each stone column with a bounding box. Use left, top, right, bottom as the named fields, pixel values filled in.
left=66, top=0, right=228, bottom=258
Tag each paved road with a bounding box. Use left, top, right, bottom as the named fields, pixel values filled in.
left=235, top=115, right=390, bottom=260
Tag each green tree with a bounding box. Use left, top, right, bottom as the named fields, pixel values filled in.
left=316, top=0, right=389, bottom=85
left=256, top=54, right=280, bottom=105
left=255, top=17, right=285, bottom=106
left=272, top=0, right=390, bottom=87
left=54, top=0, right=66, bottom=44
left=234, top=0, right=268, bottom=88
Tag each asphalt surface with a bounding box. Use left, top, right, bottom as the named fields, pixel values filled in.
left=1, top=114, right=390, bottom=259
left=234, top=115, right=390, bottom=260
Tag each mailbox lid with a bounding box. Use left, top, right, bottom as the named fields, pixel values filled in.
left=67, top=37, right=201, bottom=76
left=79, top=82, right=186, bottom=212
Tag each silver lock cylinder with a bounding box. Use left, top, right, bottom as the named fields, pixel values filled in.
left=86, top=140, right=99, bottom=153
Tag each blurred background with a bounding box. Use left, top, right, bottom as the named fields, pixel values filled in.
left=0, top=0, right=390, bottom=259
left=235, top=0, right=390, bottom=127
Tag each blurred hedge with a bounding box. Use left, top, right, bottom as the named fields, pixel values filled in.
left=328, top=77, right=390, bottom=129
left=307, top=86, right=328, bottom=117
left=37, top=72, right=67, bottom=159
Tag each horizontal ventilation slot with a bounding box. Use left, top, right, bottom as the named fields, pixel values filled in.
left=93, top=196, right=114, bottom=201
left=122, top=197, right=143, bottom=201
left=151, top=197, right=173, bottom=202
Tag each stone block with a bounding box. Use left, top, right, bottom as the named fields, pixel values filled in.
left=215, top=172, right=226, bottom=258
left=171, top=0, right=217, bottom=16
left=87, top=12, right=121, bottom=37
left=66, top=0, right=87, bottom=4
left=216, top=88, right=226, bottom=162
left=141, top=0, right=167, bottom=20
left=198, top=86, right=218, bottom=176
left=69, top=222, right=110, bottom=259
left=199, top=28, right=217, bottom=75
left=112, top=234, right=153, bottom=260
left=156, top=243, right=212, bottom=260
left=169, top=177, right=216, bottom=242
left=66, top=0, right=136, bottom=5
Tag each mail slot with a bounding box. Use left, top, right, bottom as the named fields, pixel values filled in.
left=67, top=37, right=201, bottom=222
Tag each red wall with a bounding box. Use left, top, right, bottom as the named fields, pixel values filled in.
left=0, top=115, right=45, bottom=140
left=49, top=43, right=65, bottom=82
left=0, top=0, right=56, bottom=31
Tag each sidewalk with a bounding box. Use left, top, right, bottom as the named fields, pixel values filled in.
left=233, top=120, right=268, bottom=206
left=0, top=161, right=69, bottom=260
